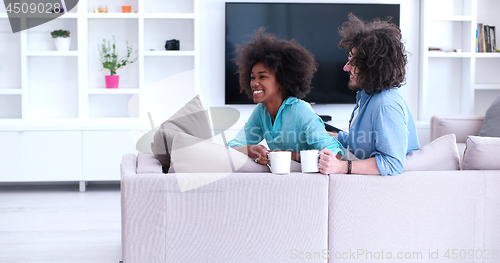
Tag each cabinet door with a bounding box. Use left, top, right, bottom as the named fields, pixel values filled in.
left=0, top=131, right=82, bottom=182
left=0, top=132, right=23, bottom=181
left=83, top=131, right=138, bottom=181
left=22, top=131, right=82, bottom=181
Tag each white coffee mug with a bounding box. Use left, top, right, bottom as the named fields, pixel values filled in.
left=267, top=151, right=291, bottom=174
left=300, top=150, right=322, bottom=173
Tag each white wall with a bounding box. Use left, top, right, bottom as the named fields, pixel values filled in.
left=199, top=0, right=421, bottom=129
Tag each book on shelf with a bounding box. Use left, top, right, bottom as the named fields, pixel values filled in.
left=476, top=23, right=479, bottom=52
left=485, top=25, right=491, bottom=52
left=490, top=26, right=496, bottom=52
left=478, top=23, right=484, bottom=52
left=477, top=23, right=497, bottom=53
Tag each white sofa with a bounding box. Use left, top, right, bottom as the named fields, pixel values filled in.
left=121, top=115, right=500, bottom=263
left=431, top=115, right=484, bottom=161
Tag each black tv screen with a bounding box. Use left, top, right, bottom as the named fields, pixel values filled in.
left=225, top=3, right=400, bottom=104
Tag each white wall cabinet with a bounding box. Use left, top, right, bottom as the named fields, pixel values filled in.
left=0, top=131, right=82, bottom=182
left=0, top=0, right=198, bottom=190
left=83, top=131, right=137, bottom=181
left=420, top=0, right=500, bottom=121
left=21, top=131, right=83, bottom=181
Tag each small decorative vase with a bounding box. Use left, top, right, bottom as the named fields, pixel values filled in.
left=105, top=75, right=119, bottom=89
left=54, top=37, right=71, bottom=51
left=122, top=5, right=131, bottom=13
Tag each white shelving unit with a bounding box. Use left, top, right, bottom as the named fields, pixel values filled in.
left=0, top=0, right=199, bottom=190
left=420, top=0, right=500, bottom=121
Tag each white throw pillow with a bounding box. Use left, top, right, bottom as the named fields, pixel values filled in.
left=170, top=132, right=302, bottom=173
left=462, top=136, right=500, bottom=170
left=151, top=95, right=212, bottom=172
left=403, top=134, right=460, bottom=171
left=170, top=132, right=269, bottom=173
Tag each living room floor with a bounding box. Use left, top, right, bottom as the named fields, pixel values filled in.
left=0, top=183, right=122, bottom=263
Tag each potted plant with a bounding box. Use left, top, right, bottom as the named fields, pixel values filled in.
left=98, top=36, right=137, bottom=89
left=50, top=29, right=71, bottom=51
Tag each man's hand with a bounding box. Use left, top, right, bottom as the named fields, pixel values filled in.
left=318, top=148, right=347, bottom=174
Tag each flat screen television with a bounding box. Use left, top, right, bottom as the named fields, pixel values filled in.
left=225, top=3, right=400, bottom=105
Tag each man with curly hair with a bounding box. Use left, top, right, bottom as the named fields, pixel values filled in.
left=227, top=28, right=344, bottom=164
left=319, top=14, right=419, bottom=176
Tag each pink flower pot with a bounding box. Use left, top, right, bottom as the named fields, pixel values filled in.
left=105, top=75, right=119, bottom=89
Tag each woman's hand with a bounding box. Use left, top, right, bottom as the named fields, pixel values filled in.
left=247, top=144, right=270, bottom=165
left=232, top=145, right=269, bottom=165
left=318, top=148, right=347, bottom=174
left=291, top=151, right=301, bottom=163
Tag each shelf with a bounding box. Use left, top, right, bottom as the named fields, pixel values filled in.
left=88, top=88, right=140, bottom=94
left=3, top=13, right=77, bottom=19
left=26, top=51, right=78, bottom=56
left=87, top=13, right=139, bottom=19
left=0, top=118, right=148, bottom=131
left=143, top=51, right=195, bottom=56
left=0, top=12, right=196, bottom=19
left=475, top=53, right=500, bottom=58
left=474, top=84, right=500, bottom=90
left=428, top=15, right=473, bottom=22
left=143, top=13, right=195, bottom=19
left=87, top=13, right=195, bottom=19
left=0, top=89, right=22, bottom=95
left=427, top=51, right=473, bottom=58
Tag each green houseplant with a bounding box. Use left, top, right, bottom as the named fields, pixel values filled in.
left=98, top=36, right=137, bottom=89
left=50, top=29, right=71, bottom=51
left=50, top=29, right=70, bottom=38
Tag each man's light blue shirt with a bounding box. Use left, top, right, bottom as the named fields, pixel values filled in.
left=227, top=97, right=345, bottom=156
left=337, top=89, right=419, bottom=175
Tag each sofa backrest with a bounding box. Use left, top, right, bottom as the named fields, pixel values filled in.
left=430, top=115, right=484, bottom=143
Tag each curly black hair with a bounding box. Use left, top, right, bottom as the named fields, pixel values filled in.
left=338, top=14, right=407, bottom=93
left=233, top=28, right=318, bottom=99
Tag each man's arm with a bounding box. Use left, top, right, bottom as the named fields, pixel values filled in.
left=318, top=148, right=379, bottom=175
left=370, top=105, right=409, bottom=175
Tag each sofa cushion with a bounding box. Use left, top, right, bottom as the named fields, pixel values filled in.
left=403, top=134, right=460, bottom=171
left=479, top=95, right=500, bottom=138
left=170, top=132, right=302, bottom=173
left=151, top=95, right=212, bottom=171
left=462, top=136, right=500, bottom=170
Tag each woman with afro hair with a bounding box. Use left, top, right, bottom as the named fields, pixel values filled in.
left=227, top=28, right=344, bottom=164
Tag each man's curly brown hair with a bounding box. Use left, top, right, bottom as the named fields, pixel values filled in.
left=338, top=14, right=407, bottom=93
left=233, top=28, right=318, bottom=99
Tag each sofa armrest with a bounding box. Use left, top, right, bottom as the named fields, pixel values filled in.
left=121, top=172, right=169, bottom=263
left=121, top=154, right=137, bottom=175
left=430, top=115, right=484, bottom=143
left=137, top=153, right=163, bottom=174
